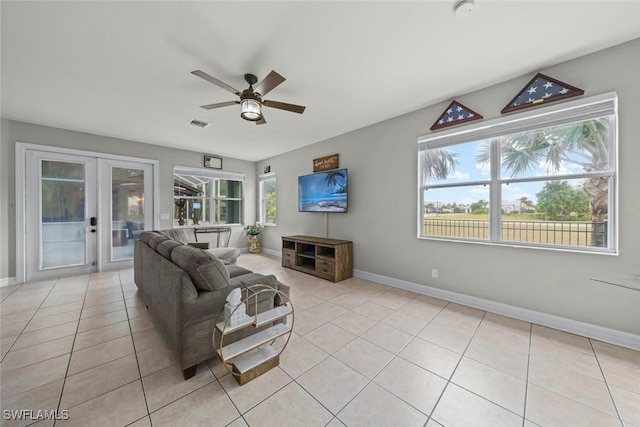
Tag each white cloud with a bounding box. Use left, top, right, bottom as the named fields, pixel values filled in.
left=450, top=170, right=471, bottom=180
left=469, top=187, right=490, bottom=195
left=476, top=162, right=490, bottom=176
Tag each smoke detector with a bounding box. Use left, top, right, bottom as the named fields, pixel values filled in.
left=454, top=0, right=475, bottom=17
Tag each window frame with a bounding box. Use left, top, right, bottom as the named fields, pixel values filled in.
left=259, top=172, right=277, bottom=226
left=173, top=166, right=245, bottom=227
left=417, top=92, right=618, bottom=254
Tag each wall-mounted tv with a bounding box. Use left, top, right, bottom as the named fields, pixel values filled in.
left=298, top=168, right=348, bottom=212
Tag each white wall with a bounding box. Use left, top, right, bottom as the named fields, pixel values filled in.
left=0, top=120, right=257, bottom=279
left=257, top=39, right=640, bottom=336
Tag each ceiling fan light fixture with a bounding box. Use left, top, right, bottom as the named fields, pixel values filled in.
left=240, top=98, right=262, bottom=121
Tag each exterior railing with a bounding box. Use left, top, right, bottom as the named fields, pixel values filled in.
left=423, top=218, right=607, bottom=248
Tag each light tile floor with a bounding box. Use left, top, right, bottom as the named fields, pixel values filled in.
left=1, top=254, right=639, bottom=427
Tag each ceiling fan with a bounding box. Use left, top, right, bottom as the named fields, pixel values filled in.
left=191, top=70, right=306, bottom=125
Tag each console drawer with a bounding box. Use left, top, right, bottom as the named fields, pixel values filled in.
left=315, top=259, right=335, bottom=277
left=282, top=249, right=295, bottom=267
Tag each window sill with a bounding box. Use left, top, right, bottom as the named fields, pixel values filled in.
left=418, top=235, right=617, bottom=256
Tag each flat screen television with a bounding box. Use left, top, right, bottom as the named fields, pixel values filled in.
left=298, top=168, right=348, bottom=212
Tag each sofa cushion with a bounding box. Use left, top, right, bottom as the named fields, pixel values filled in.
left=157, top=239, right=184, bottom=260
left=226, top=264, right=253, bottom=278
left=138, top=231, right=158, bottom=245
left=171, top=245, right=230, bottom=292
left=148, top=233, right=170, bottom=250
left=159, top=228, right=189, bottom=244
left=208, top=247, right=241, bottom=264
left=236, top=273, right=280, bottom=288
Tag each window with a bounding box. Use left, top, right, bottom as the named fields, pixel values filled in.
left=418, top=92, right=617, bottom=253
left=173, top=167, right=244, bottom=226
left=259, top=173, right=276, bottom=225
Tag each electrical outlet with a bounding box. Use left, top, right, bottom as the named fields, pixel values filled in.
left=431, top=268, right=439, bottom=278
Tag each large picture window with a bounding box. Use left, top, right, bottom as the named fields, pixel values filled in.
left=259, top=173, right=276, bottom=225
left=173, top=167, right=244, bottom=226
left=418, top=93, right=617, bottom=253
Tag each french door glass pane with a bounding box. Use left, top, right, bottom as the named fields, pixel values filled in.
left=112, top=167, right=145, bottom=261
left=41, top=160, right=86, bottom=268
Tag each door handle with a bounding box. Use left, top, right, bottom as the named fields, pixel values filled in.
left=90, top=217, right=97, bottom=226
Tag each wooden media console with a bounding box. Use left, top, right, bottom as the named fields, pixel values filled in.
left=281, top=235, right=353, bottom=282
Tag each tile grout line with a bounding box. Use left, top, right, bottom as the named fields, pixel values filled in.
left=589, top=338, right=626, bottom=427
left=119, top=269, right=154, bottom=426
left=424, top=304, right=486, bottom=425
left=287, top=285, right=448, bottom=424
left=528, top=331, right=628, bottom=424
left=42, top=273, right=129, bottom=423
left=350, top=295, right=450, bottom=423
left=0, top=280, right=61, bottom=363
left=6, top=258, right=637, bottom=427
left=52, top=274, right=91, bottom=427
left=521, top=321, right=533, bottom=427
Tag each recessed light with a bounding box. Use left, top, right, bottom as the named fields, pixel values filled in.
left=454, top=0, right=475, bottom=17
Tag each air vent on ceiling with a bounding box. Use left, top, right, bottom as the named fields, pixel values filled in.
left=189, top=119, right=210, bottom=128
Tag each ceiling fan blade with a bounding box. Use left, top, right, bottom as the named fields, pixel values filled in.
left=254, top=70, right=285, bottom=97
left=191, top=70, right=240, bottom=95
left=263, top=99, right=306, bottom=114
left=256, top=115, right=266, bottom=125
left=200, top=101, right=239, bottom=110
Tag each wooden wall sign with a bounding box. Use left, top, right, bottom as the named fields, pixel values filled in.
left=313, top=154, right=339, bottom=172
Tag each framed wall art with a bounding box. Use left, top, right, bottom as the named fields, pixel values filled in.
left=204, top=155, right=222, bottom=169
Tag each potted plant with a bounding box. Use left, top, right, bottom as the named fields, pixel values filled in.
left=244, top=223, right=262, bottom=236
left=244, top=222, right=262, bottom=253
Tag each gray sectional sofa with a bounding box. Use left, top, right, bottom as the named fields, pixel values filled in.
left=134, top=229, right=290, bottom=379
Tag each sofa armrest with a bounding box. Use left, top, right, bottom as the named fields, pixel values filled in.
left=143, top=257, right=187, bottom=353
left=275, top=281, right=290, bottom=306
left=188, top=242, right=211, bottom=249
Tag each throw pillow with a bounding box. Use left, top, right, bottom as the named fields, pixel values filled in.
left=147, top=233, right=169, bottom=250
left=138, top=231, right=159, bottom=245
left=159, top=228, right=189, bottom=244
left=157, top=239, right=184, bottom=260
left=171, top=245, right=230, bottom=292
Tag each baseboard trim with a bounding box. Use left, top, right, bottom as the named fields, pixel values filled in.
left=353, top=269, right=640, bottom=351
left=262, top=248, right=281, bottom=257
left=0, top=277, right=18, bottom=288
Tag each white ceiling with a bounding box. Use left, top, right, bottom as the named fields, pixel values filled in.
left=2, top=1, right=639, bottom=162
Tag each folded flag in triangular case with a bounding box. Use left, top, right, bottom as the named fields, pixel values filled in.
left=501, top=73, right=584, bottom=114
left=430, top=100, right=483, bottom=131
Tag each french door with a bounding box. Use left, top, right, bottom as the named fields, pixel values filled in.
left=24, top=149, right=154, bottom=281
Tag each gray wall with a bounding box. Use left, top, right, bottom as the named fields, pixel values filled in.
left=257, top=39, right=640, bottom=335
left=2, top=40, right=638, bottom=336
left=1, top=120, right=257, bottom=278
